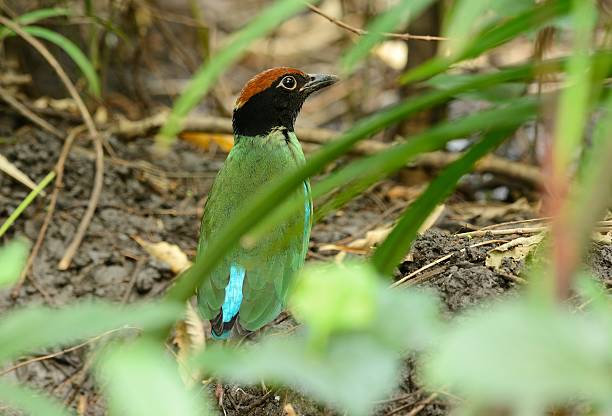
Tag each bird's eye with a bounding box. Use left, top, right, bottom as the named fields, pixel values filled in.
left=280, top=76, right=297, bottom=90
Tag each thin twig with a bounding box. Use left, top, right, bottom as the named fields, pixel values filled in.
left=0, top=327, right=130, bottom=377
left=458, top=226, right=549, bottom=238
left=306, top=3, right=447, bottom=42
left=58, top=133, right=104, bottom=270
left=406, top=392, right=439, bottom=416
left=121, top=257, right=146, bottom=304
left=0, top=16, right=105, bottom=271
left=12, top=127, right=84, bottom=298
left=391, top=239, right=509, bottom=288
left=0, top=85, right=63, bottom=138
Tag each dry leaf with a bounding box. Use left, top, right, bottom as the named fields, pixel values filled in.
left=174, top=302, right=205, bottom=386
left=0, top=153, right=38, bottom=191
left=180, top=132, right=234, bottom=152
left=284, top=403, right=298, bottom=416
left=593, top=232, right=612, bottom=244
left=133, top=236, right=191, bottom=273
left=485, top=233, right=545, bottom=271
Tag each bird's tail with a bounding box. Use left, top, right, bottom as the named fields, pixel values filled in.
left=210, top=312, right=237, bottom=340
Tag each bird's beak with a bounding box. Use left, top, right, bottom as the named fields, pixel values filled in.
left=301, top=73, right=339, bottom=94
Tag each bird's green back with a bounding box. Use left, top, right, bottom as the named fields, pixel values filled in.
left=196, top=128, right=312, bottom=333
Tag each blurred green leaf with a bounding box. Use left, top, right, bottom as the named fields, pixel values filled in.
left=289, top=263, right=379, bottom=348
left=401, top=0, right=571, bottom=84
left=158, top=0, right=310, bottom=144
left=0, top=301, right=182, bottom=364
left=342, top=0, right=435, bottom=73
left=0, top=380, right=70, bottom=416
left=424, top=298, right=612, bottom=412
left=373, top=128, right=516, bottom=275
left=425, top=73, right=524, bottom=102
left=0, top=7, right=71, bottom=39
left=443, top=0, right=536, bottom=56
left=197, top=335, right=398, bottom=416
left=0, top=238, right=30, bottom=288
left=554, top=0, right=597, bottom=174
left=98, top=339, right=211, bottom=416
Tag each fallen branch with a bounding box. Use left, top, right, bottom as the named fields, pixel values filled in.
left=111, top=112, right=543, bottom=187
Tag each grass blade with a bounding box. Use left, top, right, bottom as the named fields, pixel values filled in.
left=249, top=98, right=537, bottom=246
left=0, top=170, right=55, bottom=238
left=0, top=7, right=71, bottom=39
left=372, top=128, right=517, bottom=275
left=157, top=0, right=310, bottom=144
left=554, top=0, right=598, bottom=175
left=341, top=0, right=435, bottom=73
left=400, top=0, right=571, bottom=84
left=22, top=26, right=101, bottom=97
left=98, top=339, right=211, bottom=416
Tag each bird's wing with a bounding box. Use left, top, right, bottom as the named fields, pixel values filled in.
left=197, top=132, right=311, bottom=332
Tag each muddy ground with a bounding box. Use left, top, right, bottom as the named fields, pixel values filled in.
left=1, top=124, right=611, bottom=416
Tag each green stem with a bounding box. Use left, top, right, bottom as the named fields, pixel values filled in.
left=0, top=170, right=56, bottom=238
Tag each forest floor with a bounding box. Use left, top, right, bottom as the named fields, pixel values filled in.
left=1, top=123, right=611, bottom=416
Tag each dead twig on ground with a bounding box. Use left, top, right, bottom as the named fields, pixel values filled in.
left=0, top=327, right=131, bottom=377
left=0, top=85, right=63, bottom=138
left=306, top=3, right=447, bottom=42
left=0, top=16, right=105, bottom=271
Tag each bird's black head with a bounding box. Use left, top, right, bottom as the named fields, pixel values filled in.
left=232, top=67, right=338, bottom=137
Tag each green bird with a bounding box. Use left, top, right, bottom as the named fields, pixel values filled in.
left=197, top=67, right=338, bottom=339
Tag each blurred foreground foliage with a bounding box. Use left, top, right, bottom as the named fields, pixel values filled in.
left=1, top=0, right=612, bottom=414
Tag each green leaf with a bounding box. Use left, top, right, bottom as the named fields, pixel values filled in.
left=196, top=335, right=399, bottom=416
left=553, top=0, right=597, bottom=174
left=289, top=262, right=379, bottom=348
left=372, top=128, right=516, bottom=275
left=22, top=26, right=101, bottom=97
left=443, top=0, right=536, bottom=56
left=157, top=0, right=310, bottom=144
left=424, top=298, right=612, bottom=411
left=0, top=380, right=70, bottom=416
left=0, top=238, right=30, bottom=288
left=425, top=73, right=524, bottom=102
left=0, top=170, right=55, bottom=238
left=401, top=0, right=571, bottom=84
left=0, top=301, right=182, bottom=364
left=0, top=7, right=71, bottom=39
left=98, top=339, right=211, bottom=416
left=341, top=0, right=435, bottom=73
